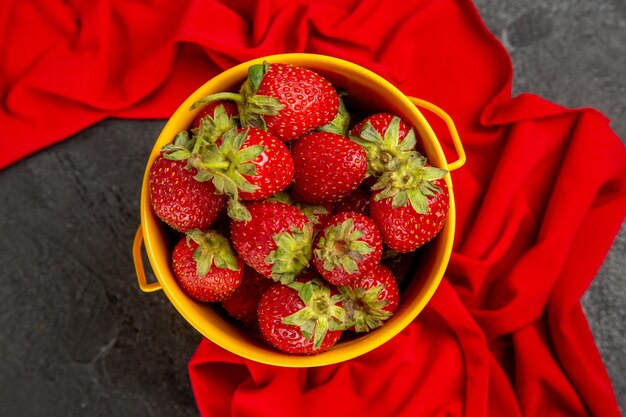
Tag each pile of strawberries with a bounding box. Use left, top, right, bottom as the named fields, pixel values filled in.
left=148, top=62, right=449, bottom=355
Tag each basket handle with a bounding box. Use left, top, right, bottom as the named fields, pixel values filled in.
left=408, top=97, right=466, bottom=172
left=132, top=226, right=163, bottom=293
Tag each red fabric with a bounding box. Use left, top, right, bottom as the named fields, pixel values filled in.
left=3, top=0, right=624, bottom=416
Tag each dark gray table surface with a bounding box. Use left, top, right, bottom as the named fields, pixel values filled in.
left=1, top=1, right=624, bottom=416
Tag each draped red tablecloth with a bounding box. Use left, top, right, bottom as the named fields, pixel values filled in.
left=3, top=0, right=625, bottom=416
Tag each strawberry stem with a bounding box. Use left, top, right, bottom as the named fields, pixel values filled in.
left=190, top=92, right=244, bottom=110
left=202, top=160, right=231, bottom=171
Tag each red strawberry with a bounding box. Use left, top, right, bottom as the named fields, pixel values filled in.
left=334, top=186, right=372, bottom=217
left=291, top=131, right=367, bottom=204
left=312, top=212, right=383, bottom=286
left=251, top=63, right=339, bottom=141
left=369, top=156, right=449, bottom=252
left=349, top=113, right=419, bottom=177
left=230, top=201, right=313, bottom=284
left=149, top=154, right=226, bottom=232
left=192, top=62, right=339, bottom=142
left=172, top=229, right=244, bottom=302
left=257, top=276, right=345, bottom=354
left=339, top=264, right=400, bottom=332
left=189, top=127, right=294, bottom=220
left=221, top=267, right=274, bottom=328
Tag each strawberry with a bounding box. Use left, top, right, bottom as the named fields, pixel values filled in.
left=291, top=131, right=367, bottom=204
left=339, top=264, right=399, bottom=332
left=312, top=212, right=383, bottom=286
left=369, top=155, right=449, bottom=252
left=349, top=113, right=419, bottom=177
left=189, top=127, right=294, bottom=220
left=149, top=154, right=226, bottom=232
left=172, top=229, right=244, bottom=302
left=230, top=201, right=313, bottom=284
left=192, top=62, right=339, bottom=142
left=251, top=63, right=339, bottom=141
left=221, top=267, right=274, bottom=328
left=257, top=276, right=345, bottom=354
left=333, top=186, right=372, bottom=217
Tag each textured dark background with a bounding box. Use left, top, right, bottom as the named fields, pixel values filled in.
left=1, top=1, right=624, bottom=415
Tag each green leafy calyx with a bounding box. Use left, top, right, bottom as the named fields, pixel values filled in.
left=238, top=62, right=284, bottom=128
left=264, top=224, right=314, bottom=284
left=192, top=104, right=240, bottom=147
left=186, top=229, right=241, bottom=277
left=350, top=116, right=419, bottom=177
left=371, top=155, right=448, bottom=214
left=314, top=218, right=373, bottom=274
left=246, top=61, right=270, bottom=94
left=161, top=131, right=195, bottom=162
left=283, top=279, right=346, bottom=349
left=189, top=128, right=265, bottom=221
left=338, top=285, right=392, bottom=332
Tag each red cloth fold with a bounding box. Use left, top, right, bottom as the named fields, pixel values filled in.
left=3, top=0, right=624, bottom=416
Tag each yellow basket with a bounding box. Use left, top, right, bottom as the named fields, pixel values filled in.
left=132, top=53, right=466, bottom=367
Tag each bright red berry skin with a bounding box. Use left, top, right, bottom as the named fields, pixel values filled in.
left=312, top=212, right=383, bottom=286
left=291, top=131, right=367, bottom=204
left=256, top=63, right=339, bottom=142
left=192, top=101, right=239, bottom=129
left=257, top=278, right=343, bottom=354
left=229, top=201, right=311, bottom=282
left=149, top=155, right=226, bottom=232
left=221, top=268, right=274, bottom=328
left=171, top=238, right=244, bottom=302
left=369, top=177, right=449, bottom=253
